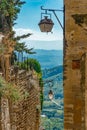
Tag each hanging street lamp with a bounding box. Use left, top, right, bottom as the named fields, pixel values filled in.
left=48, top=89, right=62, bottom=107
left=48, top=89, right=54, bottom=100
left=38, top=6, right=64, bottom=32
left=38, top=16, right=54, bottom=32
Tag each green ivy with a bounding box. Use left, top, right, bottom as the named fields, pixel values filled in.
left=0, top=0, right=25, bottom=27
left=0, top=76, right=21, bottom=101
left=0, top=76, right=29, bottom=102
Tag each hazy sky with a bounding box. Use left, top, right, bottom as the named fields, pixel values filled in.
left=14, top=0, right=63, bottom=50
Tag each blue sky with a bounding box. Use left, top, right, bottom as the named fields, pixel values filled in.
left=14, top=0, right=63, bottom=50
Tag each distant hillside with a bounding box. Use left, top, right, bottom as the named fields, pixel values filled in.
left=42, top=65, right=63, bottom=79
left=42, top=71, right=63, bottom=129
left=40, top=64, right=64, bottom=129
left=28, top=49, right=63, bottom=69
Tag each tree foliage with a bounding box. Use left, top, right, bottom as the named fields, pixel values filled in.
left=0, top=0, right=26, bottom=31
left=0, top=0, right=35, bottom=63
left=0, top=0, right=43, bottom=109
left=14, top=42, right=36, bottom=54
left=18, top=58, right=42, bottom=73
left=27, top=58, right=42, bottom=73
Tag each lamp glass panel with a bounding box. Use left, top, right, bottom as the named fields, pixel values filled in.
left=39, top=23, right=53, bottom=32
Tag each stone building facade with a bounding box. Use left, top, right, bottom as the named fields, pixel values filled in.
left=64, top=0, right=87, bottom=129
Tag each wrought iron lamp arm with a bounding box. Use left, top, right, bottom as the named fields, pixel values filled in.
left=52, top=10, right=63, bottom=30
left=41, top=6, right=63, bottom=12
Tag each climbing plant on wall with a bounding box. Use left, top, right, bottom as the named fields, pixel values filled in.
left=0, top=76, right=21, bottom=101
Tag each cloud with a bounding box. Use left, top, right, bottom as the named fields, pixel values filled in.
left=14, top=28, right=63, bottom=41
left=13, top=28, right=63, bottom=50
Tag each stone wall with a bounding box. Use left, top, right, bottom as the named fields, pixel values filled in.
left=64, top=0, right=87, bottom=129
left=0, top=70, right=41, bottom=130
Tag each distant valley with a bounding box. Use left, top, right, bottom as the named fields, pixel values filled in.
left=42, top=66, right=63, bottom=130
left=28, top=49, right=63, bottom=69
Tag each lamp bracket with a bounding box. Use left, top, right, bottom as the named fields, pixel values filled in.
left=41, top=6, right=63, bottom=12
left=41, top=12, right=52, bottom=20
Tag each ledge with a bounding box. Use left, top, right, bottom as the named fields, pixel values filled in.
left=72, top=14, right=87, bottom=31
